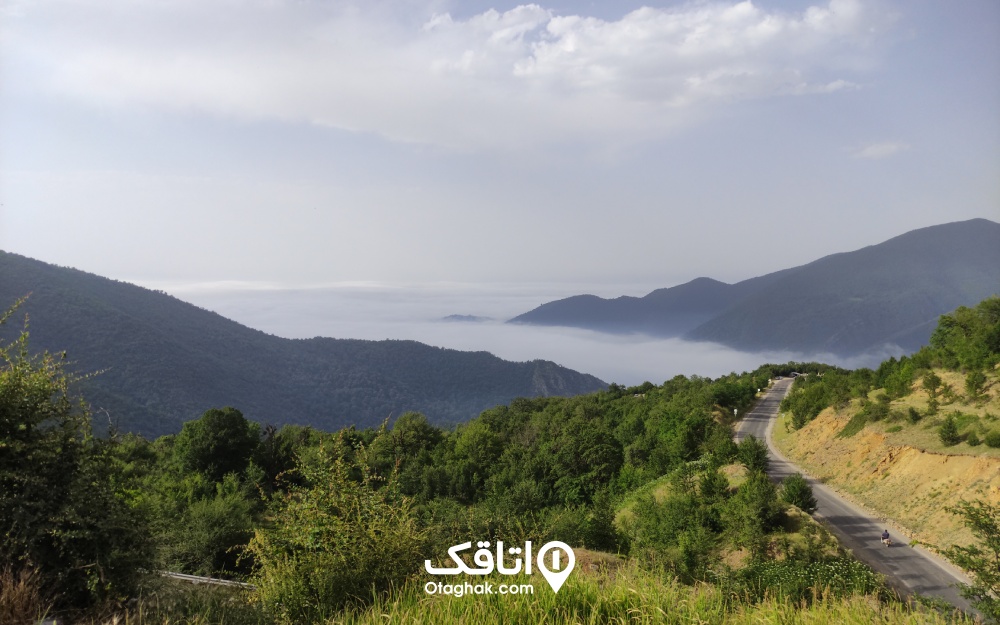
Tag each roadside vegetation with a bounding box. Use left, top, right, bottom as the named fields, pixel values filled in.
left=3, top=297, right=998, bottom=623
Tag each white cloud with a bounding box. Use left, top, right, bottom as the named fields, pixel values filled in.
left=3, top=0, right=888, bottom=149
left=853, top=141, right=910, bottom=159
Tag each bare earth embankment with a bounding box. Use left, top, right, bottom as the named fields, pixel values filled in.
left=772, top=370, right=1000, bottom=554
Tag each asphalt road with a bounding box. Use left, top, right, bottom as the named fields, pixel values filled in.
left=736, top=378, right=975, bottom=614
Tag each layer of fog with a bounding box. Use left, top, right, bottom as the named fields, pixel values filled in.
left=171, top=283, right=889, bottom=385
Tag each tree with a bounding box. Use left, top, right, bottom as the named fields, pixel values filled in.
left=939, top=413, right=961, bottom=447
left=737, top=435, right=769, bottom=474
left=0, top=307, right=153, bottom=610
left=723, top=471, right=781, bottom=560
left=923, top=371, right=942, bottom=414
left=944, top=500, right=1000, bottom=622
left=159, top=474, right=255, bottom=576
left=966, top=370, right=987, bottom=404
left=173, top=407, right=262, bottom=483
left=780, top=473, right=817, bottom=514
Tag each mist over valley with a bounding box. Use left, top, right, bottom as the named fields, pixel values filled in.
left=174, top=282, right=894, bottom=386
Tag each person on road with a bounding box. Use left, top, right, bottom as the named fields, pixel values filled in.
left=881, top=529, right=891, bottom=546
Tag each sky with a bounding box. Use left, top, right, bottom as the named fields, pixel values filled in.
left=1, top=1, right=998, bottom=321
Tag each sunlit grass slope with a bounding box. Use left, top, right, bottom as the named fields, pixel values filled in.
left=333, top=564, right=966, bottom=625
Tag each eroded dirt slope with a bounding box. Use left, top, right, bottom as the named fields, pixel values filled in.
left=774, top=376, right=1000, bottom=552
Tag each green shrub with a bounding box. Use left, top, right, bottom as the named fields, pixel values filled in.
left=627, top=493, right=717, bottom=583
left=985, top=431, right=1000, bottom=448
left=723, top=472, right=782, bottom=560
left=939, top=414, right=961, bottom=447
left=966, top=370, right=988, bottom=403
left=730, top=557, right=886, bottom=604
left=736, top=436, right=769, bottom=474
left=967, top=432, right=982, bottom=447
left=887, top=426, right=903, bottom=433
left=780, top=473, right=817, bottom=514
left=908, top=407, right=923, bottom=423
left=247, top=435, right=425, bottom=624
left=161, top=474, right=255, bottom=576
left=0, top=321, right=154, bottom=611
left=944, top=500, right=1000, bottom=622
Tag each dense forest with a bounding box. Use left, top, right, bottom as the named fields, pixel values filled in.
left=3, top=297, right=998, bottom=623
left=514, top=218, right=1000, bottom=355
left=0, top=250, right=606, bottom=437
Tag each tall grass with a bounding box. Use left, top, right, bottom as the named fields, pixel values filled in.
left=333, top=563, right=971, bottom=625
left=0, top=567, right=48, bottom=625
left=17, top=564, right=973, bottom=625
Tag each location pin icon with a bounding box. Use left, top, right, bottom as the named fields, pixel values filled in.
left=536, top=541, right=575, bottom=594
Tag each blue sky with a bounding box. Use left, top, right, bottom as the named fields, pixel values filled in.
left=1, top=0, right=997, bottom=296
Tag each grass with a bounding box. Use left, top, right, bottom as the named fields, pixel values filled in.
left=837, top=412, right=868, bottom=439
left=330, top=563, right=972, bottom=625
left=773, top=412, right=793, bottom=446
left=820, top=367, right=1000, bottom=455
left=17, top=539, right=974, bottom=625
left=0, top=567, right=48, bottom=625
left=47, top=568, right=973, bottom=625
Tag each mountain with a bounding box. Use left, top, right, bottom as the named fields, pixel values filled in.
left=510, top=219, right=1000, bottom=356
left=509, top=272, right=793, bottom=336
left=687, top=219, right=1000, bottom=354
left=0, top=251, right=607, bottom=437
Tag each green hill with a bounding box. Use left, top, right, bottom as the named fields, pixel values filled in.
left=0, top=251, right=606, bottom=437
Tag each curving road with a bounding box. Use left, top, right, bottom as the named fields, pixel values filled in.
left=735, top=378, right=975, bottom=614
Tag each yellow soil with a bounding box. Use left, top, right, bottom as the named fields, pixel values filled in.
left=774, top=368, right=1000, bottom=553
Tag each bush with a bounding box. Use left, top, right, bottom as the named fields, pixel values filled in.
left=968, top=432, right=982, bottom=447
left=628, top=493, right=716, bottom=582
left=986, top=431, right=1000, bottom=448
left=160, top=474, right=256, bottom=576
left=736, top=436, right=769, bottom=474
left=247, top=435, right=425, bottom=623
left=908, top=407, right=922, bottom=424
left=730, top=557, right=886, bottom=604
left=967, top=370, right=988, bottom=403
left=944, top=500, right=1000, bottom=622
left=780, top=473, right=817, bottom=514
left=867, top=394, right=892, bottom=421
left=0, top=318, right=154, bottom=611
left=939, top=414, right=961, bottom=447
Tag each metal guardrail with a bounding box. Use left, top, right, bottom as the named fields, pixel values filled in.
left=160, top=570, right=256, bottom=590
left=35, top=573, right=255, bottom=624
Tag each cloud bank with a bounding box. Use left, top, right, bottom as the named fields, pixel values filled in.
left=853, top=141, right=910, bottom=159
left=5, top=0, right=888, bottom=150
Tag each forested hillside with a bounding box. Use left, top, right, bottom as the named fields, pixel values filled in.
left=688, top=219, right=1000, bottom=354
left=0, top=251, right=606, bottom=436
left=512, top=219, right=1000, bottom=356
left=508, top=274, right=789, bottom=335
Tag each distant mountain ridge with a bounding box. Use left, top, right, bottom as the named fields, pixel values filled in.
left=510, top=219, right=1000, bottom=356
left=0, top=252, right=606, bottom=437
